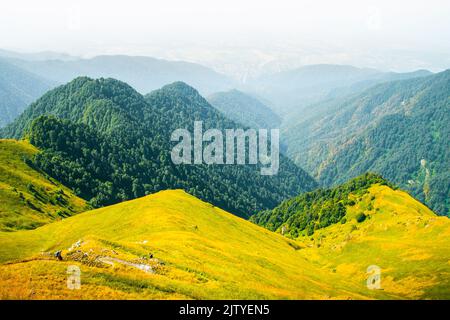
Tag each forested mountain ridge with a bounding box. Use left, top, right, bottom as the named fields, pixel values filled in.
left=207, top=89, right=281, bottom=128
left=0, top=58, right=53, bottom=127
left=1, top=76, right=147, bottom=138
left=250, top=173, right=390, bottom=237
left=284, top=70, right=450, bottom=216
left=1, top=77, right=317, bottom=218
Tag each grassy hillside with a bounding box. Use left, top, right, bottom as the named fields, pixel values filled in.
left=0, top=187, right=448, bottom=299
left=298, top=184, right=450, bottom=299
left=0, top=140, right=87, bottom=231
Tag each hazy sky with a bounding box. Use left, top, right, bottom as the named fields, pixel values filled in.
left=1, top=0, right=450, bottom=74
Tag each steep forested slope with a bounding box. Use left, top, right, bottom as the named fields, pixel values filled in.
left=284, top=70, right=450, bottom=216
left=246, top=64, right=431, bottom=117
left=207, top=89, right=281, bottom=128
left=1, top=77, right=316, bottom=218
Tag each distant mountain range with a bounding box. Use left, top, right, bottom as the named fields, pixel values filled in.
left=0, top=52, right=435, bottom=130
left=0, top=50, right=237, bottom=127
left=0, top=58, right=54, bottom=127
left=284, top=70, right=450, bottom=216
left=245, top=64, right=432, bottom=117
left=0, top=48, right=78, bottom=61
left=5, top=54, right=235, bottom=96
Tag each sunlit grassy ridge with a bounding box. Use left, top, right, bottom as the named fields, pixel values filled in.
left=0, top=139, right=87, bottom=231
left=0, top=186, right=448, bottom=299
left=298, top=185, right=450, bottom=299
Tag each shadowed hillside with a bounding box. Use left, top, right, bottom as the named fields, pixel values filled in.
left=0, top=140, right=87, bottom=231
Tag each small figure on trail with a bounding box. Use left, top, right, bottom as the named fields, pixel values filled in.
left=149, top=253, right=153, bottom=259
left=54, top=250, right=63, bottom=261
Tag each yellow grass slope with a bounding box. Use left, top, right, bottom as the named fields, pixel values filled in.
left=0, top=186, right=449, bottom=299
left=0, top=189, right=361, bottom=299
left=0, top=139, right=87, bottom=231
left=298, top=185, right=450, bottom=299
